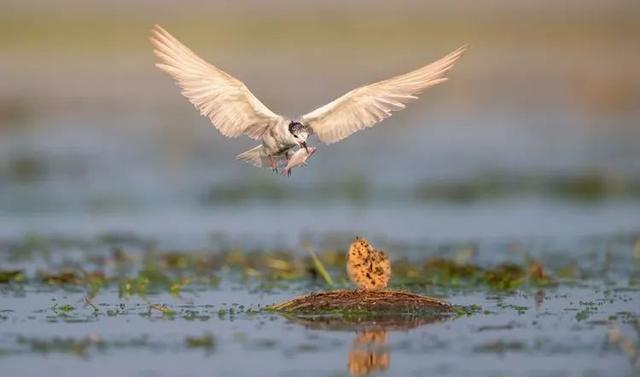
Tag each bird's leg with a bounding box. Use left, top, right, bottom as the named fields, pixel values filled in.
left=269, top=156, right=278, bottom=173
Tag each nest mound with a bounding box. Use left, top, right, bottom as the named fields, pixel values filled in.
left=270, top=289, right=453, bottom=314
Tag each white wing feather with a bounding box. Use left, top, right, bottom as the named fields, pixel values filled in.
left=301, top=46, right=467, bottom=144
left=150, top=25, right=283, bottom=139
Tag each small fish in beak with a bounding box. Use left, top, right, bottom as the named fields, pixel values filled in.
left=282, top=146, right=316, bottom=176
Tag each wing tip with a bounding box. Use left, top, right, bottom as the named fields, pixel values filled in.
left=149, top=24, right=176, bottom=49
left=149, top=24, right=166, bottom=47
left=445, top=44, right=469, bottom=61
left=151, top=24, right=166, bottom=35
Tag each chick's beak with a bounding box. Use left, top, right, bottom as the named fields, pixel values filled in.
left=300, top=141, right=309, bottom=153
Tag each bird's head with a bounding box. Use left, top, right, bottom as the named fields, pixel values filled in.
left=288, top=121, right=310, bottom=152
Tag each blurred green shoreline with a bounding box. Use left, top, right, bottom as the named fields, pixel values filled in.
left=2, top=10, right=639, bottom=53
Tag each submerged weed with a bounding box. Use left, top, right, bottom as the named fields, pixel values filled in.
left=453, top=304, right=482, bottom=316
left=51, top=304, right=75, bottom=315
left=185, top=333, right=215, bottom=349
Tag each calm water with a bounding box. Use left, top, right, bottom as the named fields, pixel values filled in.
left=0, top=96, right=639, bottom=376
left=0, top=231, right=639, bottom=377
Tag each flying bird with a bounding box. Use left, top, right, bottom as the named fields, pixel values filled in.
left=150, top=25, right=466, bottom=173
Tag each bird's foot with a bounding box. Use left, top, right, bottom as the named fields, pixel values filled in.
left=280, top=167, right=292, bottom=177
left=270, top=157, right=278, bottom=173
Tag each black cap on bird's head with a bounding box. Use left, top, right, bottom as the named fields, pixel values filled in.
left=289, top=121, right=309, bottom=152
left=288, top=121, right=305, bottom=134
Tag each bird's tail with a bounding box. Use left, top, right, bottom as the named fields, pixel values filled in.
left=235, top=145, right=266, bottom=168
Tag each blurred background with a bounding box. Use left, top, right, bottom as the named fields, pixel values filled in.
left=1, top=0, right=639, bottom=246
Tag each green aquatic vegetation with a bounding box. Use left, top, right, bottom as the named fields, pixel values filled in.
left=119, top=275, right=150, bottom=298
left=497, top=303, right=529, bottom=315
left=86, top=273, right=106, bottom=300
left=0, top=232, right=638, bottom=375
left=575, top=310, right=588, bottom=321
left=415, top=177, right=509, bottom=203
left=183, top=310, right=210, bottom=321
left=155, top=251, right=218, bottom=275
left=308, top=249, right=335, bottom=287
left=316, top=249, right=348, bottom=269
left=116, top=265, right=195, bottom=298
left=185, top=333, right=215, bottom=349
left=0, top=269, right=25, bottom=283
left=484, top=264, right=526, bottom=290
left=395, top=256, right=556, bottom=291
left=389, top=259, right=425, bottom=283
left=555, top=264, right=582, bottom=280
left=415, top=173, right=640, bottom=204
left=422, top=258, right=484, bottom=286
left=40, top=271, right=84, bottom=285
left=160, top=252, right=191, bottom=270
left=575, top=301, right=599, bottom=321
left=169, top=278, right=191, bottom=296
left=138, top=267, right=171, bottom=286
left=148, top=304, right=175, bottom=317
left=18, top=336, right=96, bottom=357
left=3, top=248, right=562, bottom=296
left=548, top=173, right=640, bottom=202
left=253, top=281, right=293, bottom=293
left=453, top=304, right=482, bottom=316
left=0, top=233, right=627, bottom=316
left=51, top=303, right=75, bottom=314
left=215, top=306, right=243, bottom=320
left=7, top=233, right=53, bottom=261
left=218, top=249, right=311, bottom=282
left=3, top=231, right=600, bottom=297
left=106, top=309, right=121, bottom=317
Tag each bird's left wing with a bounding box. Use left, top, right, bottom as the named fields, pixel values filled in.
left=151, top=25, right=283, bottom=140
left=301, top=46, right=467, bottom=144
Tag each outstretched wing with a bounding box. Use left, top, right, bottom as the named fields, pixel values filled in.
left=301, top=46, right=467, bottom=144
left=151, top=25, right=283, bottom=139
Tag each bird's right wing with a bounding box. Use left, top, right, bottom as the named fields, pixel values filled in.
left=301, top=46, right=467, bottom=144
left=150, top=25, right=283, bottom=139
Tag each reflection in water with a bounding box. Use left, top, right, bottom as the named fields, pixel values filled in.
left=283, top=314, right=448, bottom=376
left=608, top=324, right=640, bottom=367
left=348, top=330, right=390, bottom=377
left=534, top=290, right=545, bottom=311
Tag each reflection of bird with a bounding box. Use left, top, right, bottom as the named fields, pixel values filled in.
left=348, top=330, right=390, bottom=377
left=347, top=237, right=391, bottom=290
left=150, top=25, right=466, bottom=172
